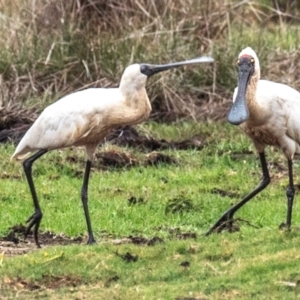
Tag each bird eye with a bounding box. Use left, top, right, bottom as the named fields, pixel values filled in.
left=250, top=58, right=255, bottom=64
left=237, top=59, right=240, bottom=65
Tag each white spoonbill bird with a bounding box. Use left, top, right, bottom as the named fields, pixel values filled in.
left=11, top=56, right=214, bottom=247
left=206, top=46, right=300, bottom=235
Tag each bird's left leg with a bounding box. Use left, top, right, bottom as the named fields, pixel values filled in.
left=280, top=159, right=295, bottom=230
left=81, top=160, right=96, bottom=244
left=206, top=152, right=270, bottom=236
left=23, top=149, right=48, bottom=248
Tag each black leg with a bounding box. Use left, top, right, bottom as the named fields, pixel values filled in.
left=23, top=149, right=48, bottom=247
left=206, top=152, right=270, bottom=235
left=285, top=159, right=294, bottom=229
left=81, top=160, right=96, bottom=244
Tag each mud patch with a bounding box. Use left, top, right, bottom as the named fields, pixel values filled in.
left=230, top=150, right=253, bottom=160
left=107, top=126, right=206, bottom=151
left=93, top=149, right=177, bottom=170
left=145, top=151, right=177, bottom=166
left=0, top=171, right=21, bottom=180
left=40, top=274, right=82, bottom=289
left=269, top=161, right=288, bottom=182
left=115, top=251, right=138, bottom=262
left=0, top=224, right=83, bottom=256
left=3, top=274, right=82, bottom=291
left=179, top=261, right=190, bottom=268
left=210, top=188, right=240, bottom=198
left=112, top=235, right=164, bottom=246
left=95, top=149, right=137, bottom=169
left=168, top=227, right=197, bottom=240
left=104, top=275, right=119, bottom=287
left=165, top=197, right=195, bottom=214
left=127, top=196, right=145, bottom=205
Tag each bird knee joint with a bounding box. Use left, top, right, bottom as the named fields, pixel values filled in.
left=81, top=190, right=88, bottom=202
left=286, top=186, right=295, bottom=198
left=23, top=160, right=32, bottom=170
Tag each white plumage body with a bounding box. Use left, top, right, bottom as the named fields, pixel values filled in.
left=12, top=65, right=151, bottom=161
left=233, top=65, right=300, bottom=159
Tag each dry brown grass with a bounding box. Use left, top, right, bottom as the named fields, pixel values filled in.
left=0, top=0, right=300, bottom=125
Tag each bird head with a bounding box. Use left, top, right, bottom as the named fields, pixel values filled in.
left=120, top=64, right=149, bottom=92
left=238, top=47, right=260, bottom=78
left=227, top=47, right=260, bottom=126
left=119, top=57, right=214, bottom=93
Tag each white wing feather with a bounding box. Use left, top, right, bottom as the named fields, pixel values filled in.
left=12, top=88, right=121, bottom=159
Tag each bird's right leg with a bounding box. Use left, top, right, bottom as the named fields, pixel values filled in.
left=205, top=152, right=270, bottom=236
left=279, top=159, right=295, bottom=230
left=81, top=160, right=96, bottom=245
left=23, top=149, right=48, bottom=248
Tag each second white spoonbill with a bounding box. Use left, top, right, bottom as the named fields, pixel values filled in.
left=206, top=47, right=300, bottom=235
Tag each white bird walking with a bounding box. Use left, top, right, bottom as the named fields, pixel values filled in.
left=206, top=46, right=300, bottom=235
left=11, top=56, right=214, bottom=247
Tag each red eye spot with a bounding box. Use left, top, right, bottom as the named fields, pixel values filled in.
left=240, top=54, right=251, bottom=58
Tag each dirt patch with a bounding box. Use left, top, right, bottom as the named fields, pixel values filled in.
left=0, top=224, right=83, bottom=256
left=229, top=150, right=254, bottom=160
left=115, top=251, right=138, bottom=263
left=165, top=197, right=195, bottom=214
left=41, top=274, right=82, bottom=289
left=104, top=275, right=120, bottom=287
left=0, top=224, right=167, bottom=257
left=127, top=196, right=146, bottom=205
left=112, top=235, right=164, bottom=246
left=0, top=171, right=21, bottom=180
left=93, top=150, right=177, bottom=170
left=95, top=149, right=137, bottom=168
left=168, top=227, right=197, bottom=240
left=3, top=274, right=82, bottom=291
left=108, top=126, right=206, bottom=151
left=145, top=151, right=177, bottom=166
left=210, top=188, right=240, bottom=198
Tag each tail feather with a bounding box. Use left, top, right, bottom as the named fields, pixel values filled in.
left=11, top=146, right=31, bottom=161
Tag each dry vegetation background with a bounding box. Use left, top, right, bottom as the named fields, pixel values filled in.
left=0, top=0, right=300, bottom=132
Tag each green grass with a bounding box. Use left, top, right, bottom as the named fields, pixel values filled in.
left=1, top=121, right=300, bottom=299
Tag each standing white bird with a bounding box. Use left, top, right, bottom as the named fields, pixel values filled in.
left=206, top=46, right=300, bottom=235
left=11, top=56, right=214, bottom=247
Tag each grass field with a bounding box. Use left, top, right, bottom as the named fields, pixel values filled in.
left=1, top=1, right=300, bottom=299
left=1, top=121, right=300, bottom=299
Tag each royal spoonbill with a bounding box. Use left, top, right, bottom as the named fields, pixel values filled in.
left=206, top=46, right=300, bottom=235
left=11, top=56, right=214, bottom=247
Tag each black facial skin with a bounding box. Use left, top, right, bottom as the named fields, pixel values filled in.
left=140, top=64, right=155, bottom=77
left=227, top=56, right=255, bottom=125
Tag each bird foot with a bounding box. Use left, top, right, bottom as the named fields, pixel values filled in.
left=205, top=212, right=236, bottom=236
left=25, top=210, right=43, bottom=247
left=87, top=236, right=97, bottom=245
left=278, top=222, right=291, bottom=231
